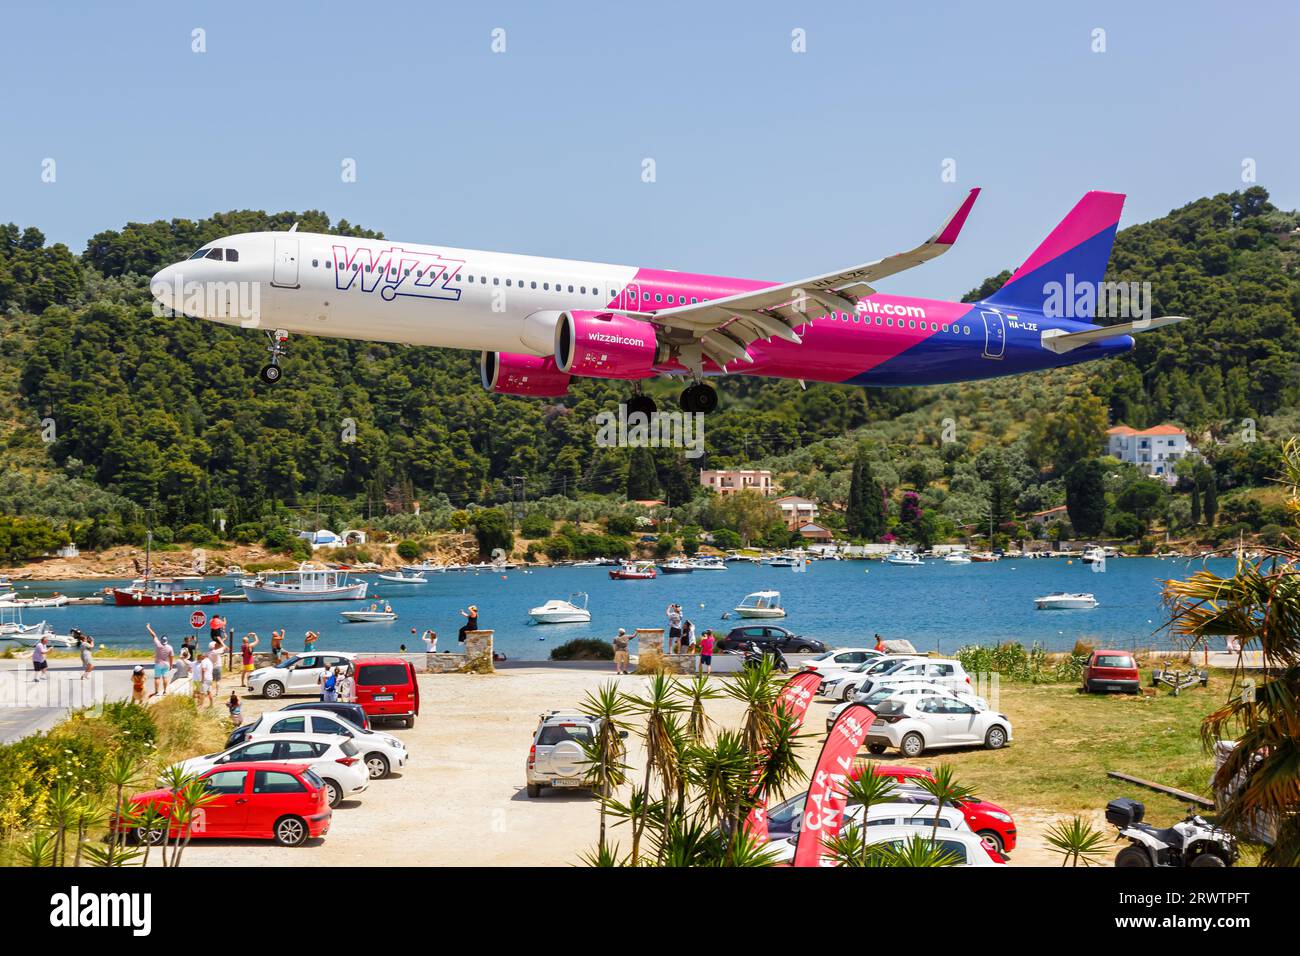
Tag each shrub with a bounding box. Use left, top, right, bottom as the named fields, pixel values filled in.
left=606, top=514, right=637, bottom=536
left=396, top=539, right=422, bottom=561
left=550, top=639, right=615, bottom=661
left=231, top=522, right=263, bottom=545
left=176, top=523, right=216, bottom=544
left=262, top=526, right=293, bottom=550
left=520, top=512, right=553, bottom=539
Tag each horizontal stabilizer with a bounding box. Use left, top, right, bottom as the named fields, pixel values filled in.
left=1040, top=315, right=1189, bottom=354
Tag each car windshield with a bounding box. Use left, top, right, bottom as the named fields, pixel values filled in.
left=871, top=659, right=908, bottom=675
left=357, top=664, right=408, bottom=686
left=537, top=724, right=593, bottom=746
left=1095, top=655, right=1135, bottom=668
left=809, top=651, right=835, bottom=662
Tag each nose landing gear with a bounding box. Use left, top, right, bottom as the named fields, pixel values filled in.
left=678, top=382, right=718, bottom=414
left=260, top=329, right=289, bottom=384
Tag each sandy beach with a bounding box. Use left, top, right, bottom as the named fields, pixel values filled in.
left=164, top=664, right=1071, bottom=867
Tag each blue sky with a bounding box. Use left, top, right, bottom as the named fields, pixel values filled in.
left=2, top=0, right=1295, bottom=299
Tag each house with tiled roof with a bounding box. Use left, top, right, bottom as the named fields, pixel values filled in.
left=1106, top=424, right=1196, bottom=482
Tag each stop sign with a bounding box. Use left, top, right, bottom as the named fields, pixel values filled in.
left=190, top=610, right=207, bottom=629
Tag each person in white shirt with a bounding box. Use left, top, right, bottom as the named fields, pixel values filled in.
left=31, top=636, right=49, bottom=682
left=196, top=655, right=214, bottom=707
left=421, top=629, right=437, bottom=670
left=338, top=667, right=356, bottom=703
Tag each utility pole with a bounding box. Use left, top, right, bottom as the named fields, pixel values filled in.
left=508, top=475, right=526, bottom=529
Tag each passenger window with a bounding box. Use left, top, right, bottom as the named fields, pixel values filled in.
left=493, top=277, right=499, bottom=285
left=271, top=717, right=306, bottom=734
left=567, top=285, right=574, bottom=292
left=281, top=741, right=319, bottom=759
left=314, top=717, right=350, bottom=737
left=311, top=259, right=319, bottom=267
left=253, top=771, right=305, bottom=794
left=234, top=741, right=278, bottom=761
left=544, top=283, right=550, bottom=290
left=203, top=770, right=247, bottom=795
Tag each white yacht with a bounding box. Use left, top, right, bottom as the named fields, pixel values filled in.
left=943, top=550, right=972, bottom=564
left=242, top=563, right=369, bottom=603
left=733, top=590, right=786, bottom=619
left=885, top=549, right=923, bottom=566
left=1034, top=592, right=1099, bottom=610
left=378, top=571, right=428, bottom=584
left=529, top=592, right=591, bottom=624
left=688, top=555, right=727, bottom=571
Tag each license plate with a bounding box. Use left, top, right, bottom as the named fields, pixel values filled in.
left=1106, top=685, right=1122, bottom=692
left=552, top=777, right=584, bottom=788
left=374, top=694, right=393, bottom=701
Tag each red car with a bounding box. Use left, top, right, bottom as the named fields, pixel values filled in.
left=865, top=764, right=1018, bottom=854
left=118, top=763, right=331, bottom=847
left=353, top=657, right=420, bottom=727
left=1082, top=649, right=1141, bottom=694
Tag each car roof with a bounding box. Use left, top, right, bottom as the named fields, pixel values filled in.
left=854, top=802, right=965, bottom=821
left=860, top=825, right=985, bottom=846
left=256, top=709, right=357, bottom=724
left=284, top=650, right=358, bottom=659
left=541, top=711, right=596, bottom=724
left=205, top=761, right=310, bottom=774
left=230, top=732, right=342, bottom=747
left=354, top=656, right=412, bottom=666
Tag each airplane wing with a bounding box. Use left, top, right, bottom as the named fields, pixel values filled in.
left=639, top=188, right=980, bottom=371
left=1040, top=314, right=1190, bottom=354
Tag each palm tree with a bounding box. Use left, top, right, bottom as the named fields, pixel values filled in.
left=678, top=673, right=721, bottom=743
left=1045, top=816, right=1111, bottom=866
left=625, top=673, right=683, bottom=865
left=914, top=764, right=978, bottom=843
left=1163, top=436, right=1300, bottom=865
left=103, top=751, right=143, bottom=865
left=837, top=765, right=898, bottom=866
left=577, top=682, right=633, bottom=855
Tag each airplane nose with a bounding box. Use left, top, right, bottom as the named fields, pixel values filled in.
left=151, top=264, right=179, bottom=314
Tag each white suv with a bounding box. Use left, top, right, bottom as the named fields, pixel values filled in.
left=174, top=733, right=368, bottom=808
left=247, top=652, right=359, bottom=699
left=526, top=711, right=625, bottom=798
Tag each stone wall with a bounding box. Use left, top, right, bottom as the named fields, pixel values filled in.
left=413, top=630, right=494, bottom=673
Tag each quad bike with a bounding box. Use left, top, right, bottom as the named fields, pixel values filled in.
left=1106, top=797, right=1238, bottom=867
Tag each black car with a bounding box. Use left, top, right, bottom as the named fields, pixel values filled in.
left=224, top=701, right=370, bottom=749
left=718, top=625, right=825, bottom=654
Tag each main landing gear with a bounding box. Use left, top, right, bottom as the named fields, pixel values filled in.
left=678, top=382, right=718, bottom=414
left=260, top=329, right=289, bottom=384
left=626, top=393, right=657, bottom=417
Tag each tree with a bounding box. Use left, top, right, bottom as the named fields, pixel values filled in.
left=1065, top=459, right=1107, bottom=537
left=625, top=447, right=660, bottom=501
left=1115, top=478, right=1168, bottom=533
left=1190, top=482, right=1202, bottom=525
left=471, top=508, right=513, bottom=559
left=846, top=450, right=885, bottom=540
left=1197, top=466, right=1219, bottom=527
left=1028, top=393, right=1109, bottom=473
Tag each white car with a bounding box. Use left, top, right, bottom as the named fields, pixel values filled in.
left=817, top=654, right=922, bottom=699
left=770, top=802, right=973, bottom=863
left=173, top=733, right=368, bottom=808
left=776, top=825, right=1004, bottom=866
left=864, top=696, right=1013, bottom=758
left=247, top=652, right=359, bottom=699
left=801, top=648, right=882, bottom=682
left=826, top=681, right=987, bottom=732
left=243, top=708, right=409, bottom=779
left=855, top=657, right=973, bottom=699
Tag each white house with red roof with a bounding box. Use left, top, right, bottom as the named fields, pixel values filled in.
left=1106, top=424, right=1196, bottom=482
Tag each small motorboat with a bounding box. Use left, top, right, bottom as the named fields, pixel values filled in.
left=340, top=604, right=398, bottom=623
left=970, top=552, right=1001, bottom=563
left=400, top=562, right=448, bottom=574
left=943, top=551, right=972, bottom=564
left=1034, top=592, right=1099, bottom=610
left=378, top=572, right=428, bottom=584
left=689, top=556, right=727, bottom=571
left=609, top=561, right=657, bottom=580
left=764, top=552, right=801, bottom=567
left=660, top=559, right=695, bottom=574
left=885, top=549, right=923, bottom=566
left=733, top=590, right=786, bottom=619
left=5, top=594, right=71, bottom=609
left=529, top=592, right=591, bottom=624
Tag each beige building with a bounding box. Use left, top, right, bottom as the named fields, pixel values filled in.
left=699, top=468, right=774, bottom=496
left=773, top=495, right=818, bottom=531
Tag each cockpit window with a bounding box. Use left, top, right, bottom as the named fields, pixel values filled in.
left=189, top=248, right=210, bottom=260
left=225, top=249, right=239, bottom=262
left=205, top=248, right=224, bottom=261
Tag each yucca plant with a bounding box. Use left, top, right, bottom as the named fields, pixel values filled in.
left=881, top=833, right=964, bottom=867
left=103, top=750, right=143, bottom=863
left=677, top=673, right=722, bottom=742
left=1045, top=815, right=1111, bottom=866
left=625, top=673, right=683, bottom=866
left=914, top=764, right=978, bottom=843
left=18, top=830, right=56, bottom=867
left=837, top=765, right=898, bottom=866
left=577, top=682, right=633, bottom=855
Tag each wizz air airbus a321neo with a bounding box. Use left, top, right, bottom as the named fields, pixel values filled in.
left=151, top=189, right=1185, bottom=415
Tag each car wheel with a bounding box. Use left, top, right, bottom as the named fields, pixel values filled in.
left=402, top=716, right=415, bottom=729
left=900, top=732, right=925, bottom=758
left=984, top=725, right=1008, bottom=750
left=324, top=779, right=342, bottom=808
left=263, top=681, right=284, bottom=699
left=365, top=752, right=391, bottom=779
left=867, top=744, right=887, bottom=755
left=1115, top=845, right=1152, bottom=867
left=274, top=815, right=308, bottom=847
left=134, top=825, right=165, bottom=846
left=977, top=829, right=1005, bottom=854
left=1189, top=851, right=1227, bottom=867
left=526, top=783, right=543, bottom=798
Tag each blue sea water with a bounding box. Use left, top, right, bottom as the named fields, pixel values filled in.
left=9, top=556, right=1236, bottom=661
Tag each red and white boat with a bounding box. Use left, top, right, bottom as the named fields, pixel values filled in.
left=111, top=577, right=222, bottom=606
left=608, top=561, right=657, bottom=580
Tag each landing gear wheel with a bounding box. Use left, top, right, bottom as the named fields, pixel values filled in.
left=626, top=394, right=657, bottom=417
left=261, top=329, right=289, bottom=384
left=259, top=364, right=282, bottom=385
left=679, top=383, right=719, bottom=414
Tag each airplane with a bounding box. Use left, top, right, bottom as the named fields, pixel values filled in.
left=149, top=189, right=1186, bottom=416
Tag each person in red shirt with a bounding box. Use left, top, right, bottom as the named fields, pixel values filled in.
left=698, top=629, right=716, bottom=675
left=874, top=633, right=887, bottom=652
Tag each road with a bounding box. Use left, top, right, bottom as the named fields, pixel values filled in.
left=0, top=655, right=146, bottom=744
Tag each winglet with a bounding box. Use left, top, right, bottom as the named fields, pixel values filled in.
left=1041, top=315, right=1189, bottom=354
left=931, top=188, right=981, bottom=247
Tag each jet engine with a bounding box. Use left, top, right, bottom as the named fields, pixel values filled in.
left=554, top=310, right=662, bottom=379
left=479, top=351, right=571, bottom=396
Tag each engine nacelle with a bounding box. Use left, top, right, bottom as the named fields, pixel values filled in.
left=555, top=311, right=661, bottom=379
left=480, top=351, right=571, bottom=397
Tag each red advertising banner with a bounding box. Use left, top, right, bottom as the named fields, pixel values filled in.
left=745, top=669, right=824, bottom=842
left=791, top=702, right=876, bottom=867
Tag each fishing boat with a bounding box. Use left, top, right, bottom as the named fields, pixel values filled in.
left=111, top=531, right=222, bottom=606
left=378, top=571, right=428, bottom=584
left=339, top=606, right=397, bottom=623
left=1034, top=592, right=1099, bottom=610
left=733, top=590, right=786, bottom=619
left=609, top=561, right=657, bottom=580
left=529, top=592, right=591, bottom=624
left=943, top=550, right=972, bottom=564
left=885, top=549, right=923, bottom=566
left=243, top=563, right=369, bottom=603
left=660, top=558, right=695, bottom=574
left=970, top=551, right=1001, bottom=563
left=689, top=556, right=727, bottom=571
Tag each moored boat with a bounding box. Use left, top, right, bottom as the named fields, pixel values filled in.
left=609, top=561, right=657, bottom=580
left=378, top=572, right=428, bottom=584
left=529, top=592, right=591, bottom=624
left=885, top=549, right=923, bottom=566
left=1034, top=592, right=1099, bottom=610
left=112, top=577, right=222, bottom=606
left=660, top=558, right=695, bottom=574
left=733, top=589, right=786, bottom=619
left=243, top=563, right=368, bottom=603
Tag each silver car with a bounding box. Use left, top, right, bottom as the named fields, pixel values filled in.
left=525, top=711, right=625, bottom=798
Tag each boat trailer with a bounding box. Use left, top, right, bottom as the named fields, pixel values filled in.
left=1151, top=662, right=1209, bottom=695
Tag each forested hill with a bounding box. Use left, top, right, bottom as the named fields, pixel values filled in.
left=0, top=187, right=1297, bottom=541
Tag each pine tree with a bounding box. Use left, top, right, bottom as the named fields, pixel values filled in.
left=1190, top=483, right=1202, bottom=525
left=1065, top=459, right=1107, bottom=537
left=625, top=447, right=660, bottom=501
left=846, top=449, right=884, bottom=540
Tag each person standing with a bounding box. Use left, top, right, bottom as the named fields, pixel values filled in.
left=304, top=629, right=319, bottom=653
left=146, top=624, right=174, bottom=696
left=173, top=648, right=193, bottom=683
left=873, top=633, right=887, bottom=653
left=208, top=633, right=225, bottom=687
left=665, top=603, right=682, bottom=654
left=682, top=618, right=696, bottom=652
left=421, top=629, right=438, bottom=669
left=458, top=605, right=478, bottom=644
left=30, top=635, right=50, bottom=683
left=612, top=628, right=630, bottom=675
left=239, top=633, right=259, bottom=687
left=319, top=667, right=338, bottom=703
left=338, top=666, right=355, bottom=704
left=74, top=628, right=95, bottom=680
left=226, top=691, right=242, bottom=727
left=270, top=628, right=284, bottom=660
left=130, top=664, right=146, bottom=702
left=195, top=653, right=214, bottom=707
left=699, top=629, right=716, bottom=675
